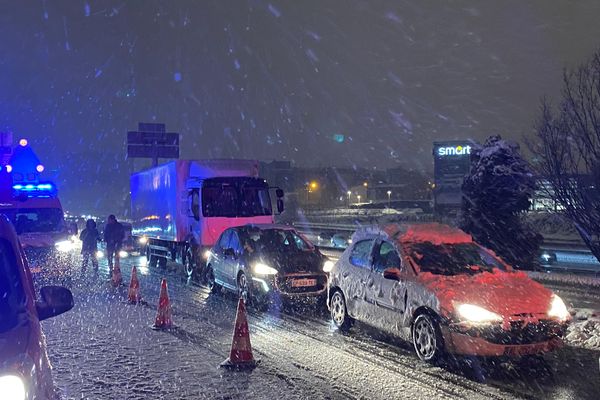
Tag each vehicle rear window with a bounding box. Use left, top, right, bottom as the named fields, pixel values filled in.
left=0, top=239, right=27, bottom=333
left=349, top=239, right=374, bottom=269
left=406, top=242, right=506, bottom=276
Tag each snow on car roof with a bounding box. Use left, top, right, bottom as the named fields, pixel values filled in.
left=242, top=223, right=296, bottom=231
left=352, top=223, right=472, bottom=246
left=400, top=223, right=472, bottom=245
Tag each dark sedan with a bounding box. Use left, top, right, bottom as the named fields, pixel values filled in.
left=206, top=224, right=333, bottom=309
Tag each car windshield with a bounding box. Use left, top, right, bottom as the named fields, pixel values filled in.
left=406, top=242, right=507, bottom=276
left=0, top=239, right=27, bottom=333
left=3, top=208, right=64, bottom=234
left=249, top=229, right=312, bottom=252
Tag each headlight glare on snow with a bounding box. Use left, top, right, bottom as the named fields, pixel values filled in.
left=322, top=260, right=335, bottom=273
left=548, top=295, right=569, bottom=321
left=55, top=240, right=74, bottom=252
left=252, top=262, right=278, bottom=275
left=456, top=304, right=502, bottom=323
left=0, top=375, right=26, bottom=400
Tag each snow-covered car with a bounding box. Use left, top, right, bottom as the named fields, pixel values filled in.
left=0, top=215, right=74, bottom=399
left=206, top=224, right=331, bottom=308
left=330, top=232, right=352, bottom=248
left=328, top=223, right=570, bottom=362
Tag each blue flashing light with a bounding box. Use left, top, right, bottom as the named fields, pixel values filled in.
left=12, top=183, right=55, bottom=193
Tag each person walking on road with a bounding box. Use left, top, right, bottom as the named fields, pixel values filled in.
left=80, top=219, right=100, bottom=274
left=104, top=214, right=125, bottom=272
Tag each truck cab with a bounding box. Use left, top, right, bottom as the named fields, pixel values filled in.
left=131, top=160, right=284, bottom=279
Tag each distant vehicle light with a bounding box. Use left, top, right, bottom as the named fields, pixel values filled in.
left=0, top=375, right=26, bottom=400
left=96, top=250, right=104, bottom=258
left=18, top=138, right=28, bottom=147
left=119, top=250, right=129, bottom=258
left=323, top=260, right=335, bottom=273
left=5, top=165, right=12, bottom=173
left=55, top=240, right=74, bottom=252
left=138, top=236, right=148, bottom=245
left=203, top=250, right=211, bottom=260
left=36, top=164, right=44, bottom=172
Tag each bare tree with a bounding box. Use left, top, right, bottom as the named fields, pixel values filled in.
left=530, top=50, right=600, bottom=260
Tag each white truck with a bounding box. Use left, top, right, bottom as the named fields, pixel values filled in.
left=130, top=159, right=283, bottom=277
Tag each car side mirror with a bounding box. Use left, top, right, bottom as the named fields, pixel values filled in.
left=275, top=188, right=284, bottom=198
left=223, top=248, right=236, bottom=258
left=383, top=267, right=402, bottom=281
left=36, top=286, right=74, bottom=321
left=277, top=198, right=284, bottom=213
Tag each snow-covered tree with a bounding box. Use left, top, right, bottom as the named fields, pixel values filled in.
left=529, top=50, right=600, bottom=261
left=461, top=135, right=542, bottom=270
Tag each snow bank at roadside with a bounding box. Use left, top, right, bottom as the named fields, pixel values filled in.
left=528, top=271, right=600, bottom=288
left=565, top=309, right=600, bottom=350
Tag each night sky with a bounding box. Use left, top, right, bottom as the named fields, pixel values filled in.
left=1, top=1, right=600, bottom=215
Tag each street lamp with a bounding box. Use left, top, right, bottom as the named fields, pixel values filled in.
left=387, top=190, right=392, bottom=208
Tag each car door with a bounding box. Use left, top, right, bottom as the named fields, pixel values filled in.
left=367, top=240, right=407, bottom=332
left=342, top=239, right=376, bottom=323
left=212, top=229, right=232, bottom=286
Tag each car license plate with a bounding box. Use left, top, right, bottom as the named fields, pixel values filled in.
left=291, top=278, right=317, bottom=287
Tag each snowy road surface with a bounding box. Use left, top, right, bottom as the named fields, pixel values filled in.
left=38, top=254, right=600, bottom=399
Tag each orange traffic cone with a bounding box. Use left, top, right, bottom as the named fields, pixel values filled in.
left=152, top=279, right=173, bottom=330
left=220, top=298, right=258, bottom=370
left=111, top=264, right=122, bottom=287
left=128, top=266, right=141, bottom=304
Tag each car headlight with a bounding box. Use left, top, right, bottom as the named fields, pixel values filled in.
left=456, top=304, right=502, bottom=323
left=118, top=250, right=129, bottom=258
left=55, top=240, right=74, bottom=252
left=203, top=250, right=212, bottom=260
left=138, top=236, right=148, bottom=245
left=0, top=375, right=26, bottom=400
left=323, top=260, right=335, bottom=273
left=548, top=295, right=569, bottom=321
left=252, top=262, right=278, bottom=275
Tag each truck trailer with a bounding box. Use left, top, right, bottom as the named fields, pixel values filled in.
left=130, top=159, right=283, bottom=277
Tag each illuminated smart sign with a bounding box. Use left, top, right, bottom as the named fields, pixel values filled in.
left=437, top=145, right=471, bottom=157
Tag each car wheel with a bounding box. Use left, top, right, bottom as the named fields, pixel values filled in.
left=330, top=290, right=353, bottom=331
left=238, top=272, right=250, bottom=304
left=184, top=246, right=195, bottom=278
left=412, top=313, right=444, bottom=362
left=205, top=266, right=221, bottom=294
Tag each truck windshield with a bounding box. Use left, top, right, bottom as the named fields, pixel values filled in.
left=0, top=239, right=26, bottom=333
left=2, top=208, right=65, bottom=234
left=202, top=178, right=273, bottom=217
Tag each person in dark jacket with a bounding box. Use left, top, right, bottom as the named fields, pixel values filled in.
left=104, top=214, right=125, bottom=271
left=80, top=219, right=100, bottom=273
